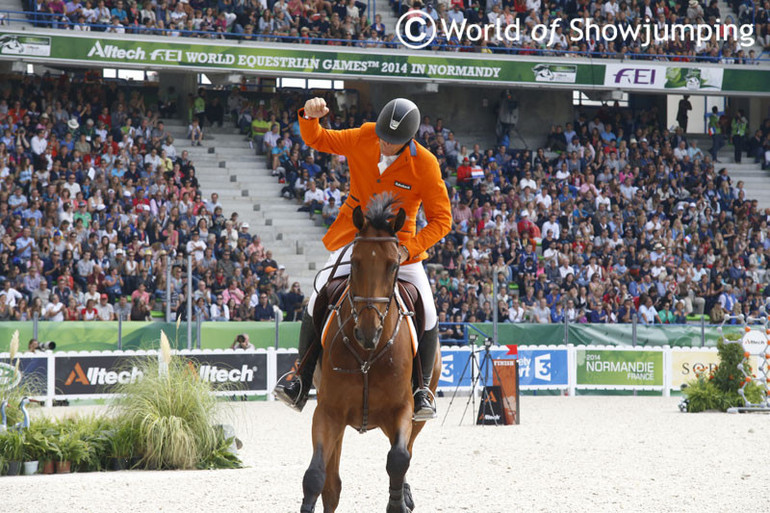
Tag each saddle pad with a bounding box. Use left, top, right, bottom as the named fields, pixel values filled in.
left=320, top=285, right=418, bottom=356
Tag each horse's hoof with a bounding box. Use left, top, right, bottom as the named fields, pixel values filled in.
left=300, top=505, right=315, bottom=513
left=403, top=483, right=414, bottom=511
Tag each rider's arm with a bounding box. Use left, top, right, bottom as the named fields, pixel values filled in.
left=297, top=109, right=361, bottom=156
left=401, top=155, right=452, bottom=263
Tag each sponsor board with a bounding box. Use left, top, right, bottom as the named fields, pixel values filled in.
left=0, top=358, right=47, bottom=393
left=55, top=353, right=267, bottom=395
left=0, top=34, right=51, bottom=56
left=0, top=31, right=600, bottom=87
left=671, top=349, right=767, bottom=390
left=577, top=349, right=663, bottom=387
left=670, top=350, right=719, bottom=390
left=532, top=64, right=578, bottom=83
left=492, top=360, right=520, bottom=425
left=0, top=362, right=21, bottom=391
left=476, top=385, right=507, bottom=425
left=438, top=347, right=568, bottom=389
left=604, top=63, right=723, bottom=91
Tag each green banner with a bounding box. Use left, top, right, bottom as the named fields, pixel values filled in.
left=0, top=31, right=603, bottom=86
left=470, top=323, right=565, bottom=346
left=577, top=349, right=663, bottom=387
left=0, top=321, right=299, bottom=352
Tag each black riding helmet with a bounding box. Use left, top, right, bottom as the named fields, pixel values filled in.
left=375, top=98, right=420, bottom=146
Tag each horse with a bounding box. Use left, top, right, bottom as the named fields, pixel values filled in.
left=300, top=195, right=441, bottom=513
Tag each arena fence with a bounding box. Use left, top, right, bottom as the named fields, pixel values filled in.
left=1, top=344, right=741, bottom=405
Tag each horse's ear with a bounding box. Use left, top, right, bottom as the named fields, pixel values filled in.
left=352, top=206, right=364, bottom=231
left=392, top=208, right=406, bottom=234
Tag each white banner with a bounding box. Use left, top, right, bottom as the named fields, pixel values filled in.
left=603, top=63, right=724, bottom=91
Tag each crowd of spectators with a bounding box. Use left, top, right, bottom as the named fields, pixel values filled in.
left=0, top=72, right=309, bottom=324
left=14, top=0, right=768, bottom=63
left=427, top=103, right=770, bottom=339
left=248, top=91, right=770, bottom=338
left=3, top=74, right=770, bottom=341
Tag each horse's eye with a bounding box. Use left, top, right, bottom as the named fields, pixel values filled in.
left=390, top=263, right=399, bottom=274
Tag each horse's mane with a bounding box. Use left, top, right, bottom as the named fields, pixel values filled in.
left=364, top=193, right=401, bottom=233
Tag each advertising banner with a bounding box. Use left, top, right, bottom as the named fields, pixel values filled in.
left=576, top=349, right=663, bottom=387
left=0, top=30, right=603, bottom=87
left=0, top=357, right=47, bottom=394
left=492, top=360, right=519, bottom=425
left=0, top=31, right=766, bottom=94
left=438, top=347, right=568, bottom=389
left=476, top=386, right=507, bottom=425
left=604, top=63, right=724, bottom=91
left=54, top=352, right=267, bottom=396
left=670, top=350, right=719, bottom=390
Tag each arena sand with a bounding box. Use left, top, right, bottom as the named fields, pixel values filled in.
left=0, top=395, right=766, bottom=512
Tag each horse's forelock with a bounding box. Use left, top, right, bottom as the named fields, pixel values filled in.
left=364, top=193, right=400, bottom=233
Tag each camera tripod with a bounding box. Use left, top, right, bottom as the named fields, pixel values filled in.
left=441, top=336, right=513, bottom=426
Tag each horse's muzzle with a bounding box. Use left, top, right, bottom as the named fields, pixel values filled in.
left=355, top=325, right=383, bottom=350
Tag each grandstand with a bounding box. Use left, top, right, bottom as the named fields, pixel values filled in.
left=0, top=0, right=768, bottom=347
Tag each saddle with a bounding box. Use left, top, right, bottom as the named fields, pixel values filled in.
left=313, top=277, right=425, bottom=342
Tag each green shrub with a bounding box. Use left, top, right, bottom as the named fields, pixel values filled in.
left=683, top=334, right=765, bottom=412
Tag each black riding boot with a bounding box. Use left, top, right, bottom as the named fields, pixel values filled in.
left=274, top=312, right=319, bottom=412
left=413, top=326, right=439, bottom=421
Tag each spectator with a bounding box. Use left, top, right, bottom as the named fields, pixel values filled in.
left=253, top=292, right=274, bottom=321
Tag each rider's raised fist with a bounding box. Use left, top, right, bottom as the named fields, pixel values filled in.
left=303, top=97, right=330, bottom=119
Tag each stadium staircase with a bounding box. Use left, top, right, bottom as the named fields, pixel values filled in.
left=163, top=119, right=328, bottom=294
left=374, top=0, right=399, bottom=34
left=689, top=133, right=770, bottom=210
left=0, top=0, right=31, bottom=27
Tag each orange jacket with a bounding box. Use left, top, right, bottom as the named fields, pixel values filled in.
left=299, top=109, right=452, bottom=264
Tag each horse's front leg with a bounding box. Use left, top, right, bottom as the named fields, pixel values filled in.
left=301, top=407, right=343, bottom=513
left=384, top=406, right=414, bottom=513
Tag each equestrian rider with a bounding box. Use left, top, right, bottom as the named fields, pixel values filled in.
left=273, top=97, right=452, bottom=421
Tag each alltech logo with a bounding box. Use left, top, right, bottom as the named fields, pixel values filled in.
left=55, top=354, right=268, bottom=395
left=195, top=362, right=257, bottom=383
left=64, top=362, right=143, bottom=387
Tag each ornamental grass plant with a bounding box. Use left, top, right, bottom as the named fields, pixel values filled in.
left=111, top=356, right=222, bottom=470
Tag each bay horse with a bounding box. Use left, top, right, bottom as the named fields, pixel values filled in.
left=300, top=195, right=441, bottom=513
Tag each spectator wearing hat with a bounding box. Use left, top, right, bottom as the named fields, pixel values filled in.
left=96, top=293, right=115, bottom=320
left=186, top=230, right=206, bottom=261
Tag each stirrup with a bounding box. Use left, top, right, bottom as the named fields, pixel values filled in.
left=413, top=387, right=437, bottom=421
left=273, top=371, right=307, bottom=412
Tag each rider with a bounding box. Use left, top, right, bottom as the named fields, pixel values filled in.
left=273, top=97, right=452, bottom=421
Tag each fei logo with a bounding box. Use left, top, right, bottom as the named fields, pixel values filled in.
left=440, top=354, right=454, bottom=383
left=613, top=68, right=656, bottom=85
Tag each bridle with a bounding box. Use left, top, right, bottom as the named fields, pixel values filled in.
left=323, top=233, right=414, bottom=433
left=346, top=235, right=400, bottom=334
